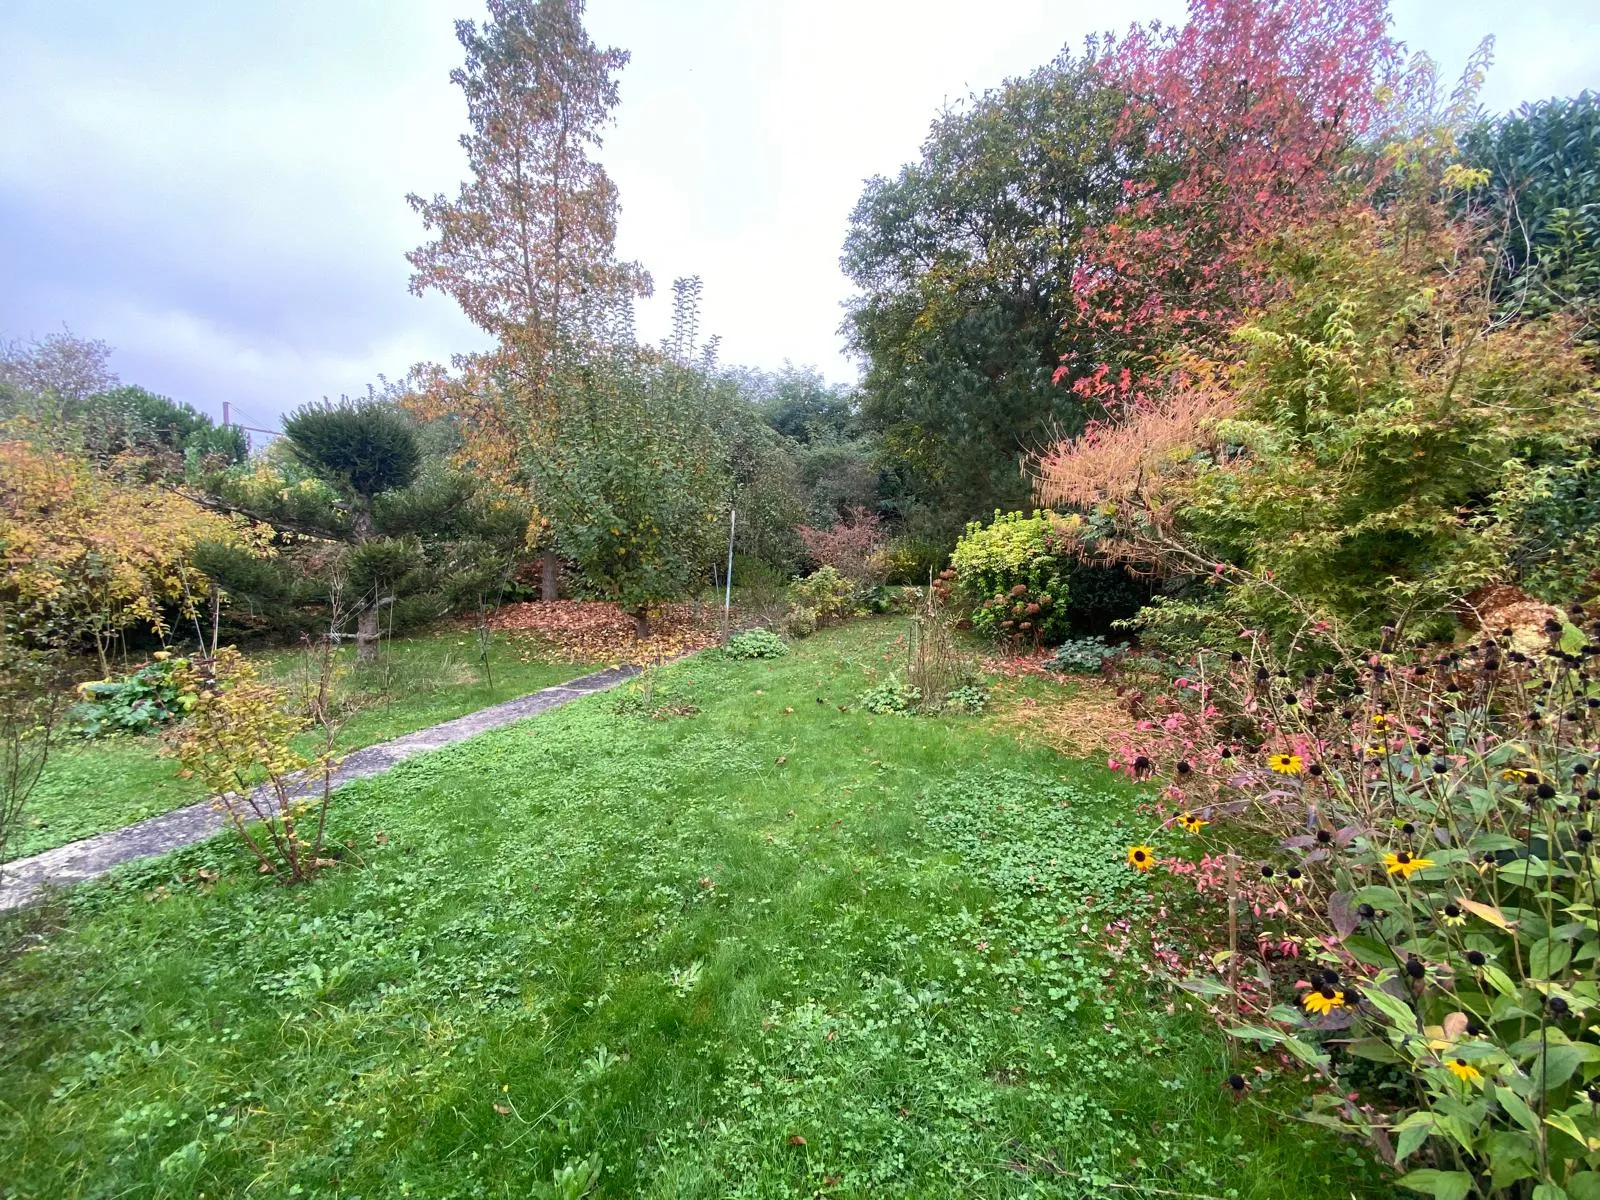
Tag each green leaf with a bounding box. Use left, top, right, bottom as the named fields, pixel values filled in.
left=1493, top=1083, right=1541, bottom=1133
left=1394, top=1111, right=1435, bottom=1163
left=1481, top=965, right=1520, bottom=998
left=1529, top=937, right=1573, bottom=978
left=1177, top=975, right=1231, bottom=998
left=1532, top=1185, right=1569, bottom=1200
left=1470, top=832, right=1529, bottom=852
left=1225, top=1024, right=1286, bottom=1045
left=1568, top=1172, right=1600, bottom=1200
left=1363, top=986, right=1420, bottom=1034
left=1534, top=1044, right=1590, bottom=1092
left=1396, top=1168, right=1473, bottom=1200
left=1282, top=1034, right=1330, bottom=1070
left=1547, top=1110, right=1596, bottom=1150
left=1344, top=933, right=1398, bottom=968
left=1347, top=1037, right=1402, bottom=1063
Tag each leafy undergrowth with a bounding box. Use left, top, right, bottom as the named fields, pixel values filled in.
left=0, top=620, right=1383, bottom=1198
left=11, top=628, right=587, bottom=859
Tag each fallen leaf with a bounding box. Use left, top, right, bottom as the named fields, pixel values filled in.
left=374, top=830, right=389, bottom=845
left=775, top=755, right=788, bottom=765
left=494, top=1104, right=511, bottom=1115
left=787, top=1134, right=807, bottom=1146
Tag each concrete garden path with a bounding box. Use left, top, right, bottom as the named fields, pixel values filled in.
left=0, top=664, right=640, bottom=912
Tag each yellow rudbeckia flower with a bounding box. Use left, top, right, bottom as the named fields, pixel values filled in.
left=1303, top=987, right=1345, bottom=1015
left=1384, top=851, right=1433, bottom=879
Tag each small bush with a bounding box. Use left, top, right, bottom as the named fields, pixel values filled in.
left=792, top=565, right=854, bottom=619
left=167, top=644, right=341, bottom=884
left=786, top=564, right=855, bottom=636
left=69, top=654, right=195, bottom=737
left=1041, top=636, right=1123, bottom=675
left=859, top=677, right=921, bottom=715
left=782, top=606, right=818, bottom=639
left=798, top=507, right=888, bottom=586
left=942, top=684, right=989, bottom=714
left=863, top=584, right=921, bottom=614
left=881, top=536, right=949, bottom=585
left=725, top=629, right=788, bottom=660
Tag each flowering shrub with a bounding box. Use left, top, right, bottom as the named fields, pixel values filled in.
left=725, top=628, right=788, bottom=660
left=1111, top=607, right=1600, bottom=1195
left=948, top=511, right=1076, bottom=645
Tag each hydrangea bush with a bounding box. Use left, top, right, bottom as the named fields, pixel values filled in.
left=946, top=510, right=1075, bottom=645
left=1111, top=608, right=1600, bottom=1197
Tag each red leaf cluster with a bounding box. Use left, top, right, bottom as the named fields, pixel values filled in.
left=1061, top=0, right=1400, bottom=409
left=797, top=506, right=887, bottom=586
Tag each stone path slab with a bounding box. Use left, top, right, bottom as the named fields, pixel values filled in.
left=0, top=664, right=639, bottom=911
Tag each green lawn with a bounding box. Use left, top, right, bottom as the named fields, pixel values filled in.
left=11, top=628, right=589, bottom=859
left=0, top=620, right=1383, bottom=1198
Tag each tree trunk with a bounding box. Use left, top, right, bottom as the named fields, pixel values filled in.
left=356, top=602, right=380, bottom=664
left=540, top=552, right=560, bottom=602
left=632, top=608, right=650, bottom=641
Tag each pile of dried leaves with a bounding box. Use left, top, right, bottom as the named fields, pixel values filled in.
left=487, top=601, right=729, bottom=664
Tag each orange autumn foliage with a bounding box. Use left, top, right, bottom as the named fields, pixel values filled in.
left=0, top=439, right=270, bottom=646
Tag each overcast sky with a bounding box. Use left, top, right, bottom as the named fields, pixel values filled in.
left=2, top=1, right=1595, bottom=431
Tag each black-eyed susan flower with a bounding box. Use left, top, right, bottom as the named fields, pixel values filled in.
left=1384, top=851, right=1433, bottom=879
left=1445, top=1058, right=1482, bottom=1084
left=1303, top=986, right=1345, bottom=1016
left=1178, top=812, right=1209, bottom=834
left=1126, top=845, right=1156, bottom=871
left=1440, top=903, right=1466, bottom=927
left=1284, top=866, right=1306, bottom=889
left=1268, top=753, right=1304, bottom=776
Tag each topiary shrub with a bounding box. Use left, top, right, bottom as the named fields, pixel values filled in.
left=726, top=628, right=788, bottom=660
left=948, top=511, right=1075, bottom=645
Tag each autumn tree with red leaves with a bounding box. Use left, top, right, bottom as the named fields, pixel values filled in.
left=1057, top=0, right=1401, bottom=410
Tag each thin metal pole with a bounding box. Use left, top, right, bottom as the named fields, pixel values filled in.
left=723, top=508, right=736, bottom=637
